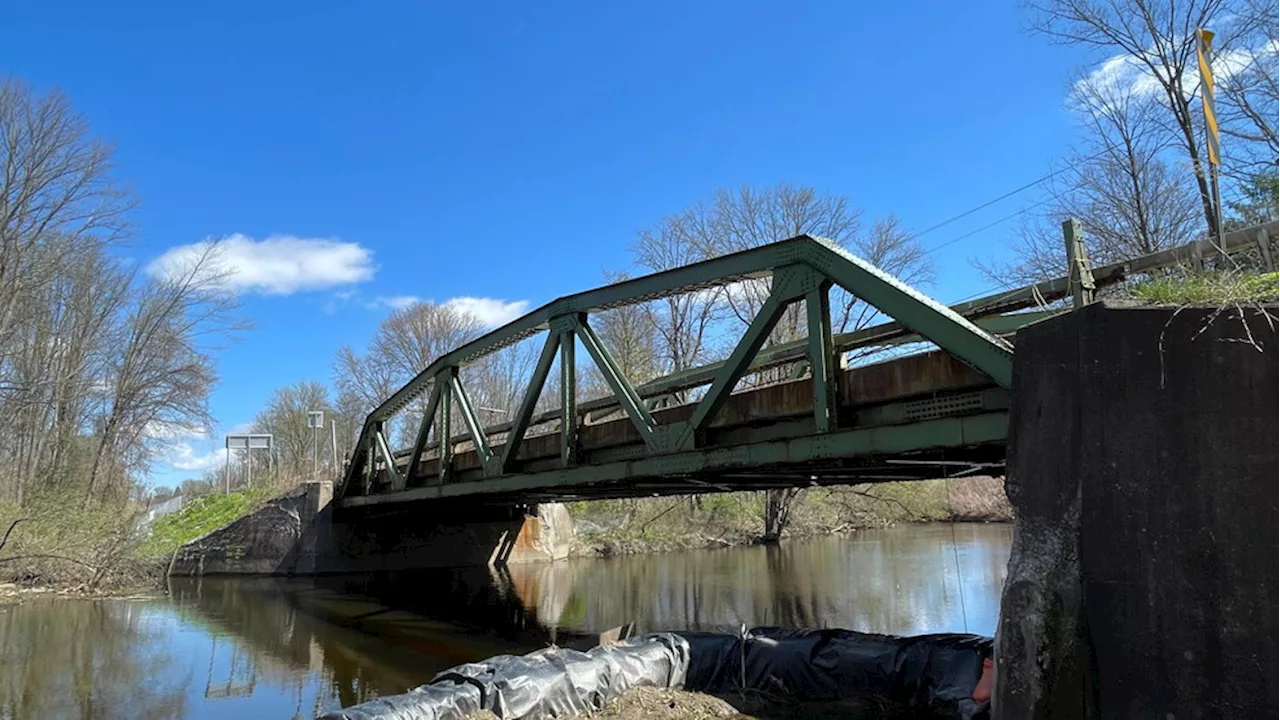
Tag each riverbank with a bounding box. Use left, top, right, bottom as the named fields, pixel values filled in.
left=0, top=485, right=277, bottom=596
left=570, top=476, right=1012, bottom=557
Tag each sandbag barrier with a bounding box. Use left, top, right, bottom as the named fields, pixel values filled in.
left=682, top=628, right=992, bottom=719
left=320, top=628, right=993, bottom=720
left=321, top=633, right=691, bottom=720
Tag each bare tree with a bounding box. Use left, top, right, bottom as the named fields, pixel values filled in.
left=1216, top=0, right=1278, bottom=177
left=331, top=301, right=541, bottom=451
left=1, top=241, right=130, bottom=504
left=834, top=214, right=935, bottom=336
left=83, top=243, right=240, bottom=506
left=710, top=183, right=862, bottom=340
left=372, top=301, right=484, bottom=380
left=581, top=271, right=661, bottom=401
left=252, top=381, right=336, bottom=480
left=0, top=80, right=133, bottom=363
left=631, top=203, right=724, bottom=380
left=980, top=67, right=1204, bottom=287
left=1025, top=0, right=1274, bottom=238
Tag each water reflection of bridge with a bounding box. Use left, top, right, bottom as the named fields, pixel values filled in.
left=166, top=571, right=595, bottom=710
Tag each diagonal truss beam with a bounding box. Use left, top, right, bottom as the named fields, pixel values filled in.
left=404, top=379, right=443, bottom=487
left=574, top=314, right=658, bottom=448
left=448, top=368, right=493, bottom=469
left=678, top=264, right=827, bottom=448
left=804, top=240, right=1013, bottom=388
left=682, top=293, right=788, bottom=443
left=374, top=426, right=403, bottom=490
left=500, top=332, right=560, bottom=473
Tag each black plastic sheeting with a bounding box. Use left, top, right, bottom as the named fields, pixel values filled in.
left=682, top=627, right=992, bottom=719
left=319, top=628, right=991, bottom=720
left=320, top=633, right=690, bottom=720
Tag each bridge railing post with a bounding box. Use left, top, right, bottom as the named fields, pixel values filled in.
left=1063, top=218, right=1095, bottom=309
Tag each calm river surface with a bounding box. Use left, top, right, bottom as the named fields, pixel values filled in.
left=0, top=523, right=1011, bottom=719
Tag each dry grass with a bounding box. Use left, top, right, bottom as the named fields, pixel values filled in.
left=1130, top=270, right=1278, bottom=305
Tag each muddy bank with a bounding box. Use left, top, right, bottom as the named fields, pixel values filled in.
left=0, top=581, right=159, bottom=607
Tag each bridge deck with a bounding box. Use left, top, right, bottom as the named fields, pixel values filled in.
left=341, top=350, right=1009, bottom=509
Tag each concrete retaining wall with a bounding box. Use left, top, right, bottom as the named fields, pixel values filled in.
left=170, top=483, right=574, bottom=575
left=994, top=302, right=1278, bottom=718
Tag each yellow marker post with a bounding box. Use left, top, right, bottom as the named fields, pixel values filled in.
left=1197, top=28, right=1226, bottom=251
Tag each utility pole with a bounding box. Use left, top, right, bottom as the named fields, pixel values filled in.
left=330, top=420, right=339, bottom=472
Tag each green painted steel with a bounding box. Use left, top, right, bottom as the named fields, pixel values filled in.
left=500, top=332, right=559, bottom=473
left=404, top=380, right=442, bottom=485
left=574, top=315, right=658, bottom=446
left=558, top=329, right=576, bottom=468
left=806, top=283, right=837, bottom=433
left=449, top=370, right=493, bottom=470
left=339, top=411, right=1009, bottom=507
left=338, top=234, right=1024, bottom=499
left=437, top=380, right=452, bottom=485
left=374, top=429, right=403, bottom=490
left=800, top=239, right=1013, bottom=388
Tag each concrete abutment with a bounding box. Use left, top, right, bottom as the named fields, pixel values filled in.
left=169, top=484, right=573, bottom=576
left=994, top=302, right=1278, bottom=718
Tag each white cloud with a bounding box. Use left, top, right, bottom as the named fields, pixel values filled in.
left=163, top=442, right=230, bottom=472
left=367, top=295, right=529, bottom=328
left=371, top=295, right=422, bottom=310
left=443, top=297, right=530, bottom=327
left=226, top=422, right=255, bottom=435
left=147, top=233, right=375, bottom=295
left=1075, top=40, right=1275, bottom=106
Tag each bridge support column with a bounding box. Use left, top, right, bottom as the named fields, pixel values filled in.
left=994, top=302, right=1277, bottom=718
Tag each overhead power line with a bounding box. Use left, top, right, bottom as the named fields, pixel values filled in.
left=923, top=196, right=1057, bottom=257
left=908, top=150, right=1108, bottom=246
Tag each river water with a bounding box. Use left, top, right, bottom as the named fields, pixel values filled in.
left=0, top=523, right=1011, bottom=719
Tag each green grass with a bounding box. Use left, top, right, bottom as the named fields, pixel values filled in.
left=1131, top=271, right=1278, bottom=305
left=139, top=485, right=276, bottom=558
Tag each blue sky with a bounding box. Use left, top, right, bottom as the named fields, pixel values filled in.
left=3, top=0, right=1098, bottom=487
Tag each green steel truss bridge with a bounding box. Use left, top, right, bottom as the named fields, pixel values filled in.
left=337, top=222, right=1277, bottom=510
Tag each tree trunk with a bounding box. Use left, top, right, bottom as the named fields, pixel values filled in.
left=763, top=488, right=802, bottom=542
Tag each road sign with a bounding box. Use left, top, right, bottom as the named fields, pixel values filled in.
left=224, top=434, right=273, bottom=494
left=307, top=411, right=324, bottom=429
left=226, top=433, right=273, bottom=450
